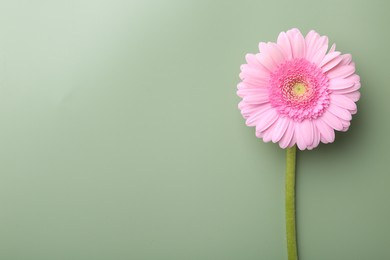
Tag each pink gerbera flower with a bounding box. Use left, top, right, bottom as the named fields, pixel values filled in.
left=237, top=28, right=360, bottom=150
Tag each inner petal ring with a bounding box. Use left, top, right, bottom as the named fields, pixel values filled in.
left=268, top=58, right=330, bottom=122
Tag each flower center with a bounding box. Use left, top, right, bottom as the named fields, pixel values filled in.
left=269, top=58, right=330, bottom=121
left=292, top=83, right=307, bottom=96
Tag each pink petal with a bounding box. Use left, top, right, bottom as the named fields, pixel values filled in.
left=344, top=91, right=360, bottom=102
left=330, top=76, right=360, bottom=94
left=320, top=135, right=329, bottom=144
left=327, top=103, right=352, bottom=121
left=240, top=64, right=269, bottom=80
left=320, top=52, right=343, bottom=73
left=328, top=79, right=355, bottom=90
left=310, top=36, right=329, bottom=65
left=340, top=118, right=351, bottom=132
left=238, top=100, right=246, bottom=110
left=315, top=119, right=335, bottom=143
left=258, top=42, right=268, bottom=53
left=238, top=82, right=267, bottom=90
left=331, top=94, right=357, bottom=111
left=255, top=131, right=264, bottom=138
left=237, top=82, right=246, bottom=89
left=245, top=54, right=262, bottom=68
left=271, top=117, right=289, bottom=143
left=302, top=120, right=314, bottom=148
left=267, top=43, right=286, bottom=66
left=345, top=74, right=360, bottom=83
left=305, top=30, right=320, bottom=60
left=240, top=104, right=262, bottom=119
left=241, top=76, right=269, bottom=87
left=294, top=120, right=314, bottom=150
left=277, top=31, right=293, bottom=60
left=237, top=88, right=268, bottom=98
left=332, top=82, right=360, bottom=94
left=311, top=125, right=321, bottom=148
left=322, top=56, right=343, bottom=73
left=243, top=92, right=269, bottom=104
left=245, top=104, right=272, bottom=126
left=255, top=53, right=277, bottom=72
left=287, top=132, right=296, bottom=148
left=263, top=120, right=279, bottom=142
left=341, top=126, right=350, bottom=132
left=339, top=54, right=352, bottom=66
left=286, top=28, right=305, bottom=59
left=329, top=43, right=336, bottom=53
left=255, top=109, right=279, bottom=132
left=326, top=65, right=355, bottom=79
left=319, top=51, right=340, bottom=67
left=279, top=120, right=295, bottom=149
left=296, top=134, right=306, bottom=150
left=321, top=110, right=343, bottom=131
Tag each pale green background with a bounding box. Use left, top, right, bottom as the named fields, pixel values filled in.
left=0, top=0, right=389, bottom=259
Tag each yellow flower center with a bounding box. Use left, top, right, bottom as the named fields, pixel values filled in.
left=292, top=83, right=307, bottom=96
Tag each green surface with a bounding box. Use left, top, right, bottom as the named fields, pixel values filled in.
left=0, top=0, right=389, bottom=259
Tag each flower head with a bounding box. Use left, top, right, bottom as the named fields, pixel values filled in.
left=237, top=28, right=360, bottom=150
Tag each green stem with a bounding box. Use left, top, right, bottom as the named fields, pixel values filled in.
left=286, top=145, right=298, bottom=260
